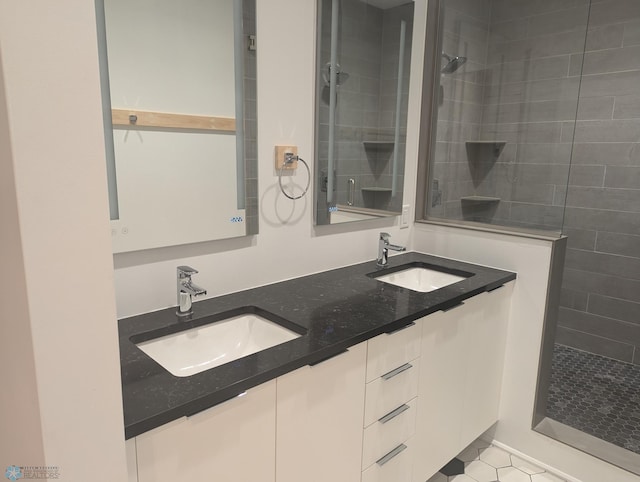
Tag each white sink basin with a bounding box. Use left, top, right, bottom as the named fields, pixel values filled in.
left=136, top=313, right=302, bottom=377
left=375, top=267, right=466, bottom=293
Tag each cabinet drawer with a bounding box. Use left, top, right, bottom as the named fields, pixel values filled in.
left=362, top=397, right=417, bottom=470
left=366, top=322, right=421, bottom=383
left=361, top=438, right=414, bottom=482
left=364, top=360, right=419, bottom=426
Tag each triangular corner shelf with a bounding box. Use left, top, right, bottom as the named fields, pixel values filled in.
left=465, top=141, right=506, bottom=162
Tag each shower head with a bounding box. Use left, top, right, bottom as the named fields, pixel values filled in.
left=323, top=62, right=350, bottom=87
left=441, top=52, right=467, bottom=74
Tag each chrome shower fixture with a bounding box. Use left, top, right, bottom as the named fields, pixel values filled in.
left=322, top=62, right=350, bottom=87
left=441, top=52, right=467, bottom=74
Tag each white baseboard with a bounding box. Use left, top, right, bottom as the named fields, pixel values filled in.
left=485, top=438, right=583, bottom=482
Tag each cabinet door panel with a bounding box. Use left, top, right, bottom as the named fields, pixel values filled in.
left=460, top=283, right=513, bottom=447
left=412, top=302, right=473, bottom=482
left=136, top=380, right=276, bottom=482
left=276, top=343, right=367, bottom=482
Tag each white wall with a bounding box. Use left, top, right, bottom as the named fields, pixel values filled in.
left=0, top=44, right=46, bottom=470
left=0, top=2, right=127, bottom=481
left=413, top=223, right=639, bottom=482
left=113, top=0, right=428, bottom=318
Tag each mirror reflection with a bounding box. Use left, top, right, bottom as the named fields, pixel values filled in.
left=314, top=0, right=414, bottom=225
left=98, top=0, right=257, bottom=253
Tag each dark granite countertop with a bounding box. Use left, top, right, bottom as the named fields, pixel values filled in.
left=119, top=251, right=516, bottom=439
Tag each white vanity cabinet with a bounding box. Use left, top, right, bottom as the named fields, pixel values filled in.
left=413, top=283, right=513, bottom=482
left=275, top=342, right=367, bottom=482
left=362, top=322, right=421, bottom=482
left=134, top=380, right=276, bottom=482
left=125, top=281, right=514, bottom=482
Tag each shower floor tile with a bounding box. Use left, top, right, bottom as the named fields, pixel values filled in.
left=547, top=344, right=640, bottom=454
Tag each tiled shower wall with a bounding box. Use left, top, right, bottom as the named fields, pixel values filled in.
left=557, top=0, right=640, bottom=364
left=475, top=0, right=588, bottom=231
left=432, top=0, right=640, bottom=363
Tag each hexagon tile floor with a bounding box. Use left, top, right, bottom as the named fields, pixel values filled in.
left=546, top=343, right=640, bottom=454
left=426, top=439, right=567, bottom=482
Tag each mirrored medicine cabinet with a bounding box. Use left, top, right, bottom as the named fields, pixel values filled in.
left=96, top=0, right=257, bottom=253
left=314, top=0, right=415, bottom=226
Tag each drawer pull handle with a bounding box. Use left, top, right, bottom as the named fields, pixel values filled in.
left=376, top=443, right=407, bottom=466
left=385, top=321, right=415, bottom=335
left=309, top=349, right=348, bottom=366
left=442, top=301, right=465, bottom=312
left=186, top=391, right=247, bottom=418
left=381, top=363, right=412, bottom=380
left=378, top=404, right=410, bottom=424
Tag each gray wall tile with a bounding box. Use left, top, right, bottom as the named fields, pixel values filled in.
left=577, top=96, right=614, bottom=120
left=604, top=166, right=640, bottom=189
left=559, top=307, right=640, bottom=345
left=565, top=248, right=640, bottom=280
left=613, top=94, right=640, bottom=119
left=564, top=207, right=640, bottom=235
left=589, top=294, right=640, bottom=325
left=588, top=0, right=640, bottom=27
left=560, top=289, right=589, bottom=311
left=586, top=24, right=625, bottom=51
left=563, top=268, right=640, bottom=303
left=573, top=119, right=640, bottom=142
left=596, top=232, right=640, bottom=258
left=571, top=142, right=640, bottom=166
left=555, top=326, right=635, bottom=362
left=567, top=165, right=605, bottom=187
left=580, top=70, right=640, bottom=98
left=624, top=20, right=640, bottom=46
left=563, top=227, right=597, bottom=250
left=566, top=186, right=640, bottom=210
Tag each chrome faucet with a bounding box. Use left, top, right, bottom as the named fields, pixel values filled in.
left=176, top=266, right=207, bottom=317
left=377, top=232, right=406, bottom=267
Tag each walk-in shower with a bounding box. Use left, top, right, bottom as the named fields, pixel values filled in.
left=419, top=0, right=640, bottom=475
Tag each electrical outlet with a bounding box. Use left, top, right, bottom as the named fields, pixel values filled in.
left=275, top=145, right=298, bottom=170
left=400, top=204, right=410, bottom=229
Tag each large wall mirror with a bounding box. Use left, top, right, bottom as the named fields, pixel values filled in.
left=96, top=0, right=257, bottom=253
left=314, top=0, right=415, bottom=225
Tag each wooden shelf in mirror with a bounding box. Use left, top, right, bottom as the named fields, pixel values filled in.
left=112, top=109, right=236, bottom=133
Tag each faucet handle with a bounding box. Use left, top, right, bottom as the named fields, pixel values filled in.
left=177, top=265, right=198, bottom=278
left=379, top=232, right=391, bottom=242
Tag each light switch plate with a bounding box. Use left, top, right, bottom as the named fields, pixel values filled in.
left=400, top=204, right=410, bottom=228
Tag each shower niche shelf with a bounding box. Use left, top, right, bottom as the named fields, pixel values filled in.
left=363, top=141, right=394, bottom=149
left=362, top=187, right=392, bottom=193
left=465, top=141, right=506, bottom=162
left=361, top=187, right=392, bottom=211
left=460, top=196, right=500, bottom=204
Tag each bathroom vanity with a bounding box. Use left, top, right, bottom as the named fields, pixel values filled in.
left=119, top=252, right=515, bottom=482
